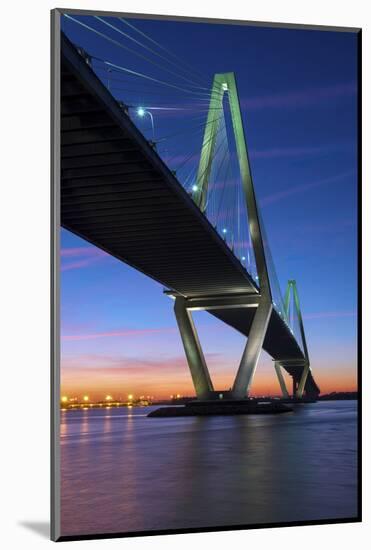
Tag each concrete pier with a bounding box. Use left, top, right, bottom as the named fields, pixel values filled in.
left=148, top=399, right=292, bottom=417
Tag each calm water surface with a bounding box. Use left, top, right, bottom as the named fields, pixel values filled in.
left=60, top=401, right=358, bottom=536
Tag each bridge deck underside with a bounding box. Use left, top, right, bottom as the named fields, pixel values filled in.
left=60, top=34, right=319, bottom=398
left=209, top=307, right=319, bottom=396
left=61, top=35, right=257, bottom=299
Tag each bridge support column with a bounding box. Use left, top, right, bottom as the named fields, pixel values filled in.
left=274, top=362, right=289, bottom=398
left=296, top=362, right=310, bottom=398
left=174, top=297, right=214, bottom=400
left=232, top=298, right=272, bottom=399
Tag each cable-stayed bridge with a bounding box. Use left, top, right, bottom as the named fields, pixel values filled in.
left=59, top=19, right=320, bottom=401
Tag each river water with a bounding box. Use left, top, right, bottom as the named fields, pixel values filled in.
left=60, top=400, right=358, bottom=537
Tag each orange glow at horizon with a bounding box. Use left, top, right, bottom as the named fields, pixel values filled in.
left=61, top=363, right=357, bottom=400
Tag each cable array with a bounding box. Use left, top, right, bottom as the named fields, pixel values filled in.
left=62, top=14, right=289, bottom=311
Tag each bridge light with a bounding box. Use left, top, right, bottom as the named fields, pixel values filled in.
left=241, top=256, right=246, bottom=261
left=83, top=395, right=89, bottom=402
left=137, top=107, right=145, bottom=117
left=222, top=228, right=227, bottom=234
left=105, top=395, right=113, bottom=401
left=192, top=184, right=198, bottom=192
left=128, top=394, right=133, bottom=401
left=255, top=276, right=259, bottom=280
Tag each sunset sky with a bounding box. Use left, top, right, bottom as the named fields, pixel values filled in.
left=60, top=15, right=358, bottom=400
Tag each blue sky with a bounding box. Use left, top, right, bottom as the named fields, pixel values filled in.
left=60, top=15, right=358, bottom=398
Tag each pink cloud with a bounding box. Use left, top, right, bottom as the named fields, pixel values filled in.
left=60, top=246, right=101, bottom=257
left=260, top=171, right=354, bottom=207
left=162, top=142, right=353, bottom=173
left=299, top=219, right=356, bottom=234
left=250, top=142, right=353, bottom=159
left=61, top=259, right=98, bottom=271
left=61, top=353, right=188, bottom=373
left=241, top=82, right=356, bottom=111
left=61, top=246, right=108, bottom=271
left=127, top=82, right=356, bottom=121
left=303, top=310, right=356, bottom=320
left=61, top=351, right=230, bottom=377
left=62, top=326, right=177, bottom=341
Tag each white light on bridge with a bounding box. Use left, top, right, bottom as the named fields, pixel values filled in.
left=222, top=228, right=227, bottom=234
left=137, top=107, right=145, bottom=117
left=192, top=185, right=198, bottom=192
left=241, top=256, right=246, bottom=261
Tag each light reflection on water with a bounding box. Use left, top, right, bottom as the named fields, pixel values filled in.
left=60, top=401, right=358, bottom=537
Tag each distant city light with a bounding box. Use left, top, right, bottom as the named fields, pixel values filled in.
left=137, top=107, right=145, bottom=117
left=105, top=395, right=113, bottom=401
left=128, top=394, right=133, bottom=401
left=61, top=396, right=68, bottom=403
left=83, top=395, right=89, bottom=402
left=176, top=393, right=181, bottom=398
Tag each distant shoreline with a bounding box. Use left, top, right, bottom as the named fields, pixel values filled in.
left=318, top=392, right=358, bottom=401
left=60, top=392, right=358, bottom=410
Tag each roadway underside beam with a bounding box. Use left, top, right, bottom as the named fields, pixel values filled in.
left=174, top=295, right=314, bottom=401
left=275, top=359, right=311, bottom=398
left=174, top=294, right=273, bottom=401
